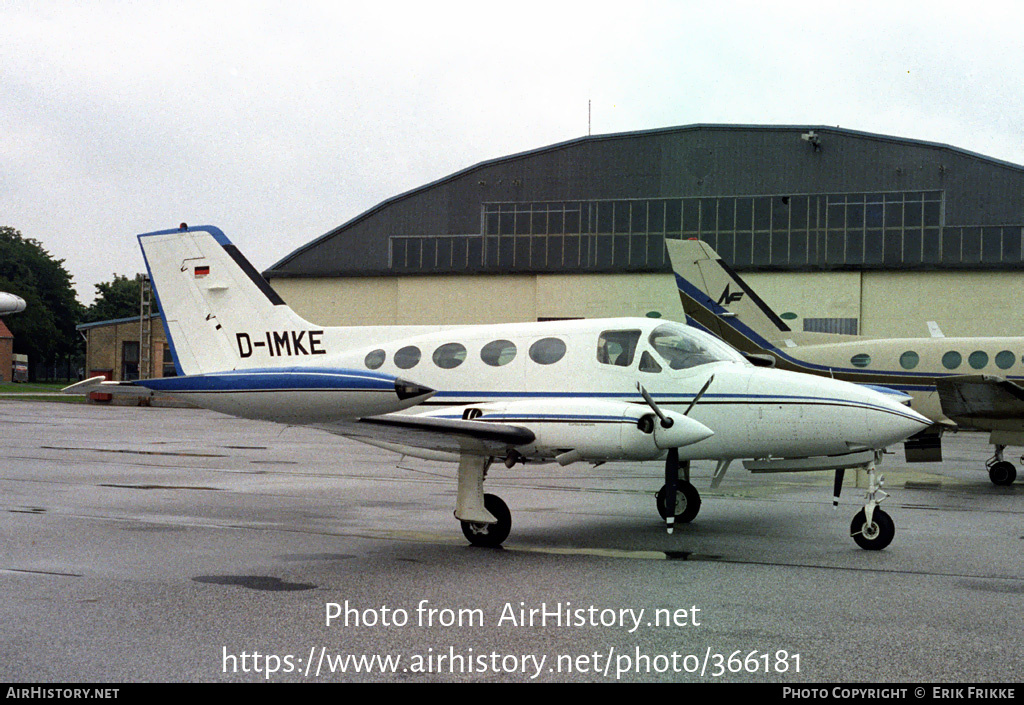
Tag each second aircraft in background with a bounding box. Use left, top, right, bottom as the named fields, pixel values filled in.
left=667, top=237, right=1024, bottom=486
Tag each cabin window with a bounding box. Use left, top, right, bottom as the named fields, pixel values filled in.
left=850, top=353, right=871, bottom=368
left=968, top=351, right=989, bottom=370
left=365, top=349, right=386, bottom=369
left=481, top=339, right=517, bottom=366
left=638, top=350, right=662, bottom=373
left=529, top=337, right=567, bottom=365
left=942, top=351, right=962, bottom=370
left=899, top=351, right=919, bottom=370
left=394, top=345, right=421, bottom=369
left=995, top=350, right=1015, bottom=370
left=433, top=342, right=467, bottom=369
left=597, top=329, right=641, bottom=367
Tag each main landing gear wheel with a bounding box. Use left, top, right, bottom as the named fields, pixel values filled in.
left=460, top=494, right=512, bottom=548
left=850, top=507, right=895, bottom=551
left=988, top=461, right=1017, bottom=486
left=655, top=481, right=701, bottom=524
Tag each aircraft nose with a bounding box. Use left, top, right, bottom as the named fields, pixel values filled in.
left=858, top=386, right=931, bottom=447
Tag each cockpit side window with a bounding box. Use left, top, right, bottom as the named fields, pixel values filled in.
left=638, top=350, right=662, bottom=373
left=597, top=330, right=641, bottom=367
left=648, top=323, right=743, bottom=370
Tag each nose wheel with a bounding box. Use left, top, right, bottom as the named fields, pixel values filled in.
left=850, top=507, right=895, bottom=550
left=655, top=481, right=701, bottom=524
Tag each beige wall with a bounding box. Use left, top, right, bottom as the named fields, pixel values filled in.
left=273, top=273, right=686, bottom=327
left=271, top=268, right=1024, bottom=340
left=746, top=270, right=1024, bottom=338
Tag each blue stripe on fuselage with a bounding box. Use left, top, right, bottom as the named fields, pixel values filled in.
left=137, top=367, right=398, bottom=393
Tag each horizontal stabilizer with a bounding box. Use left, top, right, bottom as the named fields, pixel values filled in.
left=61, top=376, right=153, bottom=398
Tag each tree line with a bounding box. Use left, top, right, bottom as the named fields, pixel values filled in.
left=1, top=225, right=149, bottom=382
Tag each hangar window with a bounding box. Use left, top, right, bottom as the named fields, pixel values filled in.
left=968, top=351, right=989, bottom=370
left=942, top=351, right=962, bottom=370
left=365, top=349, right=386, bottom=370
left=529, top=337, right=567, bottom=365
left=394, top=346, right=421, bottom=370
left=995, top=351, right=1015, bottom=370
left=850, top=353, right=871, bottom=368
left=899, top=351, right=919, bottom=370
left=481, top=339, right=517, bottom=366
left=433, top=343, right=467, bottom=369
left=597, top=330, right=641, bottom=367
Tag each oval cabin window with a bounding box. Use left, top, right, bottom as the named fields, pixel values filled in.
left=528, top=337, right=567, bottom=365
left=480, top=339, right=517, bottom=367
left=899, top=351, right=919, bottom=370
left=941, top=351, right=962, bottom=370
left=394, top=346, right=422, bottom=370
left=365, top=349, right=386, bottom=370
left=433, top=342, right=467, bottom=369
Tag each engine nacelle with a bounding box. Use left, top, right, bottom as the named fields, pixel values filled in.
left=460, top=398, right=713, bottom=463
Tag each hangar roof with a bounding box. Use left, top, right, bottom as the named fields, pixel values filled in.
left=266, top=124, right=1024, bottom=279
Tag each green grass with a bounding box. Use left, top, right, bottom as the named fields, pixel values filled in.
left=0, top=381, right=87, bottom=402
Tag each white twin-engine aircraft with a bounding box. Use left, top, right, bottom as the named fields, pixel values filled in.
left=67, top=225, right=930, bottom=550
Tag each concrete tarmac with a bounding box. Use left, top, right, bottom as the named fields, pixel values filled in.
left=1, top=400, right=1021, bottom=683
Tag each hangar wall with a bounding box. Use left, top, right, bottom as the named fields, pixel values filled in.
left=276, top=272, right=685, bottom=327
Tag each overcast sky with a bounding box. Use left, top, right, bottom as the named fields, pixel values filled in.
left=3, top=0, right=1023, bottom=303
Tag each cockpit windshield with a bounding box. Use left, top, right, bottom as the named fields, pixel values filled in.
left=647, top=322, right=747, bottom=370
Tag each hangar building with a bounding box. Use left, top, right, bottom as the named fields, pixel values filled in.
left=264, top=124, right=1024, bottom=339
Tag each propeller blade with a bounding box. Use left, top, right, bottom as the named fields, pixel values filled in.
left=684, top=375, right=715, bottom=416
left=833, top=468, right=845, bottom=506
left=664, top=447, right=678, bottom=534
left=637, top=382, right=673, bottom=428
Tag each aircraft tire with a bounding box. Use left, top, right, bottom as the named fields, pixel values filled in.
left=850, top=507, right=894, bottom=551
left=988, top=461, right=1017, bottom=486
left=461, top=494, right=512, bottom=548
left=656, top=481, right=701, bottom=524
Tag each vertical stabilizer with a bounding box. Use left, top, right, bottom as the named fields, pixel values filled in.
left=665, top=239, right=794, bottom=355
left=139, top=225, right=312, bottom=375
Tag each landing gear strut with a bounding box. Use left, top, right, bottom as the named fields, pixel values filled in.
left=986, top=445, right=1018, bottom=486
left=850, top=454, right=895, bottom=550
left=455, top=453, right=512, bottom=548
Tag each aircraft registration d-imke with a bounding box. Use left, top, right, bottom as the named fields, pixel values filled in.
left=66, top=225, right=930, bottom=550
left=667, top=238, right=1024, bottom=487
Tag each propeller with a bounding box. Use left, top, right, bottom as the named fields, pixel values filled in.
left=833, top=469, right=845, bottom=506
left=638, top=376, right=715, bottom=534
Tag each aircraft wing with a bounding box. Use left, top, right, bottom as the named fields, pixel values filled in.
left=322, top=414, right=537, bottom=458
left=935, top=375, right=1024, bottom=426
